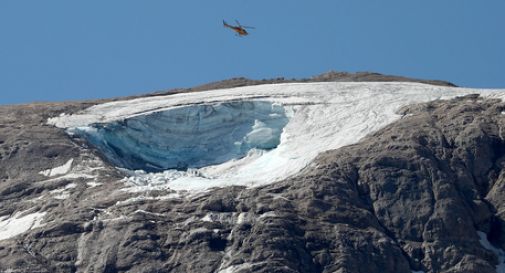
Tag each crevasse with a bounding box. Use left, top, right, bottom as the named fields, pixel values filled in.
left=72, top=101, right=289, bottom=172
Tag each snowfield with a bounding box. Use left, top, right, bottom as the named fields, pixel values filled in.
left=49, top=82, right=505, bottom=192
left=39, top=158, right=74, bottom=177
left=0, top=210, right=46, bottom=241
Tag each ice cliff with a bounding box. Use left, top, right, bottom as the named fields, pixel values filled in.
left=72, top=101, right=288, bottom=172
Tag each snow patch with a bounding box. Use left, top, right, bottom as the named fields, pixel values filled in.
left=52, top=191, right=70, bottom=200
left=189, top=227, right=210, bottom=236
left=0, top=210, right=46, bottom=241
left=86, top=181, right=102, bottom=188
left=258, top=211, right=277, bottom=220
left=133, top=209, right=165, bottom=217
left=201, top=212, right=235, bottom=224
left=49, top=183, right=77, bottom=200
left=478, top=231, right=505, bottom=273
left=218, top=263, right=253, bottom=273
left=115, top=193, right=182, bottom=206
left=237, top=212, right=251, bottom=225
left=38, top=157, right=106, bottom=185
left=39, top=158, right=73, bottom=177
left=100, top=215, right=129, bottom=223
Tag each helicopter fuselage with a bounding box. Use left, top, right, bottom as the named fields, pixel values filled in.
left=223, top=20, right=250, bottom=36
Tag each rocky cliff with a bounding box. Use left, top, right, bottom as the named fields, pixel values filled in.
left=1, top=73, right=505, bottom=273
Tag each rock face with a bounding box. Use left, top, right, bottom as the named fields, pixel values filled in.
left=1, top=73, right=505, bottom=273
left=145, top=71, right=455, bottom=99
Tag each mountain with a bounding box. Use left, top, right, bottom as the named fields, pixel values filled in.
left=1, top=72, right=505, bottom=273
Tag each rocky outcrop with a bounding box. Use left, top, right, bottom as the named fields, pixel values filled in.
left=144, top=71, right=455, bottom=98
left=1, top=77, right=505, bottom=273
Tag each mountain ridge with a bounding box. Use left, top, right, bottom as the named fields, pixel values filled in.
left=1, top=75, right=505, bottom=273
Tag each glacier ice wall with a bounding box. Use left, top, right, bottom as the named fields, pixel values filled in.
left=72, top=101, right=288, bottom=172
left=51, top=82, right=505, bottom=191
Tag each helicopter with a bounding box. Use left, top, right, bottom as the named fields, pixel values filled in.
left=223, top=20, right=255, bottom=36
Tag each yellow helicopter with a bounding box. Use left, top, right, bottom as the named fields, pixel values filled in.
left=223, top=20, right=255, bottom=37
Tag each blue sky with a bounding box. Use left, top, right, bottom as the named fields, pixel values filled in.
left=1, top=1, right=504, bottom=104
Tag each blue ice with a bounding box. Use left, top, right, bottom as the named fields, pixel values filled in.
left=73, top=101, right=289, bottom=172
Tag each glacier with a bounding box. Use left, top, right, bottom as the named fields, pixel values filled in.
left=71, top=101, right=289, bottom=172
left=49, top=82, right=505, bottom=192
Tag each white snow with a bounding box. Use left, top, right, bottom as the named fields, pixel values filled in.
left=39, top=158, right=74, bottom=177
left=201, top=212, right=235, bottom=224
left=133, top=209, right=165, bottom=217
left=38, top=157, right=107, bottom=187
left=258, top=211, right=277, bottom=220
left=114, top=193, right=182, bottom=206
left=48, top=82, right=505, bottom=192
left=237, top=212, right=252, bottom=225
left=0, top=210, right=46, bottom=241
left=55, top=192, right=70, bottom=200
left=201, top=213, right=216, bottom=222
left=478, top=231, right=505, bottom=273
left=218, top=263, right=253, bottom=273
left=49, top=183, right=77, bottom=200
left=86, top=181, right=102, bottom=188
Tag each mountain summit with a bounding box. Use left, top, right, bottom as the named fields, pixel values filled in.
left=1, top=73, right=505, bottom=273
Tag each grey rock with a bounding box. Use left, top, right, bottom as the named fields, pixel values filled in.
left=1, top=75, right=504, bottom=273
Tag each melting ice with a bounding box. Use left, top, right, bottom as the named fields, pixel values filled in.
left=50, top=82, right=505, bottom=192
left=72, top=101, right=288, bottom=172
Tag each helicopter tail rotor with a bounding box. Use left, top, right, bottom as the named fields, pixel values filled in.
left=235, top=19, right=255, bottom=29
